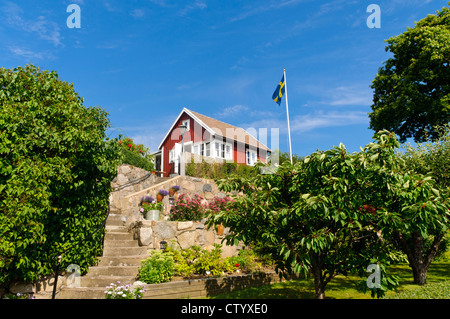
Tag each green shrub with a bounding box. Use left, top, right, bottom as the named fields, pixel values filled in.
left=229, top=250, right=262, bottom=273
left=0, top=65, right=121, bottom=288
left=185, top=158, right=258, bottom=180
left=121, top=148, right=154, bottom=172
left=137, top=251, right=174, bottom=284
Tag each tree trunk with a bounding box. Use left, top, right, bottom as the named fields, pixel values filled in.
left=395, top=231, right=444, bottom=286
left=311, top=255, right=326, bottom=299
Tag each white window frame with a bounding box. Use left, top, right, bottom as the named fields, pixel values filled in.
left=212, top=139, right=233, bottom=160
left=246, top=148, right=257, bottom=166
left=181, top=119, right=190, bottom=131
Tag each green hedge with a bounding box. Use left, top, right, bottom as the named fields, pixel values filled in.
left=0, top=65, right=121, bottom=289
left=121, top=148, right=154, bottom=172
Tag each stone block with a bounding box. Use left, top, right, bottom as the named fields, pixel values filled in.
left=138, top=227, right=153, bottom=246
left=177, top=221, right=193, bottom=230
left=154, top=221, right=176, bottom=240
left=177, top=231, right=196, bottom=249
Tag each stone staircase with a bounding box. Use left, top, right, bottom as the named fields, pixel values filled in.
left=57, top=209, right=149, bottom=299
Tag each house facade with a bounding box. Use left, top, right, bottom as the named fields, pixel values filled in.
left=155, top=108, right=271, bottom=177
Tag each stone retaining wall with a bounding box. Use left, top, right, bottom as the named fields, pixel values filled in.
left=131, top=219, right=240, bottom=257
left=141, top=272, right=287, bottom=299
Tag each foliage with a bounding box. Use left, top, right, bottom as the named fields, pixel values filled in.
left=399, top=124, right=450, bottom=191
left=118, top=135, right=154, bottom=172
left=228, top=249, right=263, bottom=274
left=118, top=136, right=149, bottom=157
left=137, top=251, right=175, bottom=284
left=186, top=159, right=258, bottom=180
left=0, top=65, right=121, bottom=288
left=169, top=193, right=206, bottom=221
left=207, top=130, right=450, bottom=298
left=269, top=149, right=304, bottom=165
left=169, top=244, right=245, bottom=278
left=140, top=201, right=163, bottom=213
left=121, top=148, right=154, bottom=172
left=369, top=4, right=450, bottom=142
left=104, top=281, right=145, bottom=299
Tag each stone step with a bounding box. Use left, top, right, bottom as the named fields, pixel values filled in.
left=85, top=266, right=139, bottom=277
left=105, top=225, right=128, bottom=233
left=102, top=246, right=149, bottom=257
left=103, top=239, right=139, bottom=248
left=57, top=287, right=106, bottom=299
left=97, top=256, right=145, bottom=267
left=104, top=231, right=134, bottom=241
left=105, top=214, right=126, bottom=227
left=80, top=275, right=137, bottom=288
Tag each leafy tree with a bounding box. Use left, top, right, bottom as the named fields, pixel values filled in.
left=392, top=125, right=450, bottom=284
left=0, top=65, right=121, bottom=289
left=369, top=4, right=450, bottom=143
left=207, top=131, right=449, bottom=298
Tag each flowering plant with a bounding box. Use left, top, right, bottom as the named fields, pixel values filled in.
left=169, top=193, right=206, bottom=221
left=170, top=185, right=181, bottom=191
left=139, top=195, right=163, bottom=213
left=104, top=281, right=145, bottom=299
left=158, top=189, right=169, bottom=196
left=206, top=196, right=234, bottom=215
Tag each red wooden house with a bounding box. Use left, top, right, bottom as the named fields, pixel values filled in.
left=154, top=108, right=271, bottom=177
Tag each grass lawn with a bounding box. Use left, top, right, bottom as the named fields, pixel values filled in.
left=208, top=253, right=450, bottom=299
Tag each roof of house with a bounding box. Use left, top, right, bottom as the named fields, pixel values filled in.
left=158, top=107, right=271, bottom=152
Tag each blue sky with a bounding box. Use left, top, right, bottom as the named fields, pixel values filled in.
left=1, top=0, right=447, bottom=156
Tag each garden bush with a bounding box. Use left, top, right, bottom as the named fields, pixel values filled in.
left=137, top=251, right=175, bottom=284
left=118, top=136, right=154, bottom=172
left=0, top=65, right=121, bottom=289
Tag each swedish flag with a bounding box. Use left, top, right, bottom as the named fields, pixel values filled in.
left=272, top=74, right=285, bottom=105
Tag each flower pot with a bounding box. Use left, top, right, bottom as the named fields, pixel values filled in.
left=216, top=224, right=225, bottom=236
left=156, top=194, right=164, bottom=202
left=169, top=188, right=176, bottom=196
left=145, top=210, right=160, bottom=221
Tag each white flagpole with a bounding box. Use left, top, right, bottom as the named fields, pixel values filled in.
left=284, top=69, right=293, bottom=165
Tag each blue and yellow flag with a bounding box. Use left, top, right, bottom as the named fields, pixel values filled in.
left=272, top=74, right=285, bottom=105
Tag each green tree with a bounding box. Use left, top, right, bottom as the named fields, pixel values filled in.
left=369, top=4, right=450, bottom=143
left=207, top=131, right=449, bottom=298
left=392, top=125, right=450, bottom=284
left=0, top=65, right=121, bottom=289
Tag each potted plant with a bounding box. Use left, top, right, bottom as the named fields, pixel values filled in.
left=169, top=185, right=181, bottom=197
left=156, top=189, right=169, bottom=202
left=140, top=196, right=163, bottom=221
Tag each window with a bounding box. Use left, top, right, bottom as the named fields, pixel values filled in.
left=205, top=142, right=210, bottom=156
left=225, top=144, right=232, bottom=160
left=194, top=144, right=199, bottom=155
left=169, top=149, right=175, bottom=163
left=184, top=142, right=192, bottom=153
left=246, top=149, right=257, bottom=166
left=215, top=142, right=220, bottom=158
left=181, top=119, right=190, bottom=131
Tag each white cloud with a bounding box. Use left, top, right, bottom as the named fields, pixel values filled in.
left=8, top=46, right=44, bottom=59
left=2, top=2, right=63, bottom=47
left=240, top=110, right=369, bottom=135
left=130, top=8, right=146, bottom=18
left=216, top=105, right=249, bottom=118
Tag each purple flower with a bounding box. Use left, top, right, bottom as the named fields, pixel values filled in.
left=140, top=195, right=154, bottom=205
left=158, top=189, right=169, bottom=196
